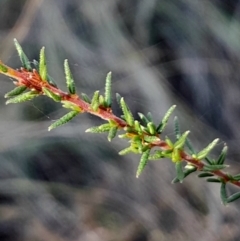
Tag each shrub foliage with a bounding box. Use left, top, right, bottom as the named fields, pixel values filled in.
left=0, top=39, right=240, bottom=205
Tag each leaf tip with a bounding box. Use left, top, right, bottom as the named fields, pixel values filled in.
left=64, top=59, right=68, bottom=66
left=107, top=71, right=112, bottom=77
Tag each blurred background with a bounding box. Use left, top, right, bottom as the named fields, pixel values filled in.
left=0, top=0, right=240, bottom=240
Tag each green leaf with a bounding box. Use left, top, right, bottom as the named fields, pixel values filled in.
left=173, top=131, right=190, bottom=149
left=130, top=136, right=145, bottom=153
left=119, top=146, right=134, bottom=155
left=143, top=136, right=160, bottom=143
left=134, top=120, right=143, bottom=134
left=171, top=166, right=197, bottom=183
left=217, top=145, right=228, bottom=165
left=171, top=176, right=180, bottom=183
left=4, top=86, right=27, bottom=98
left=6, top=91, right=38, bottom=104
left=0, top=63, right=8, bottom=73
left=48, top=110, right=79, bottom=131
left=116, top=93, right=122, bottom=105
left=149, top=150, right=165, bottom=160
left=99, top=95, right=105, bottom=106
left=61, top=101, right=82, bottom=112
left=156, top=105, right=176, bottom=133
left=81, top=93, right=91, bottom=103
left=141, top=145, right=152, bottom=153
left=86, top=123, right=112, bottom=133
left=39, top=47, right=47, bottom=81
left=104, top=72, right=112, bottom=107
left=109, top=120, right=117, bottom=125
left=196, top=138, right=219, bottom=160
left=165, top=136, right=174, bottom=148
left=233, top=174, right=240, bottom=181
left=172, top=148, right=181, bottom=162
left=136, top=148, right=151, bottom=178
left=131, top=135, right=141, bottom=142
left=47, top=75, right=57, bottom=87
left=121, top=115, right=126, bottom=120
left=147, top=122, right=156, bottom=135
left=226, top=192, right=240, bottom=203
left=174, top=116, right=181, bottom=140
left=198, top=172, right=214, bottom=178
left=185, top=166, right=197, bottom=174
left=32, top=60, right=57, bottom=87
left=118, top=133, right=131, bottom=139
left=186, top=138, right=196, bottom=154
left=202, top=164, right=228, bottom=172
left=146, top=112, right=153, bottom=122
left=64, top=59, right=76, bottom=94
left=120, top=97, right=134, bottom=126
left=220, top=182, right=228, bottom=205
left=140, top=126, right=149, bottom=133
left=14, top=39, right=32, bottom=70
left=171, top=177, right=180, bottom=183
left=204, top=157, right=213, bottom=165
left=149, top=150, right=173, bottom=160
left=108, top=126, right=118, bottom=142
left=42, top=87, right=61, bottom=102
left=138, top=113, right=149, bottom=126
left=175, top=161, right=184, bottom=183
left=206, top=178, right=221, bottom=183
left=91, top=90, right=100, bottom=111
left=32, top=59, right=39, bottom=68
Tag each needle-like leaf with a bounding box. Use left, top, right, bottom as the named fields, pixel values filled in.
left=120, top=97, right=134, bottom=126
left=108, top=126, right=118, bottom=142
left=217, top=145, right=228, bottom=165
left=197, top=139, right=219, bottom=160
left=39, top=47, right=47, bottom=81
left=220, top=182, right=228, bottom=205
left=4, top=86, right=27, bottom=98
left=91, top=91, right=100, bottom=111
left=14, top=39, right=32, bottom=70
left=6, top=91, right=38, bottom=104
left=175, top=161, right=184, bottom=183
left=157, top=105, right=176, bottom=133
left=136, top=148, right=151, bottom=178
left=48, top=111, right=79, bottom=131
left=42, top=87, right=61, bottom=102
left=86, top=123, right=112, bottom=133
left=64, top=59, right=76, bottom=94
left=104, top=72, right=112, bottom=107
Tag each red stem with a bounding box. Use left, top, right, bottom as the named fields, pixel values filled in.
left=2, top=64, right=240, bottom=188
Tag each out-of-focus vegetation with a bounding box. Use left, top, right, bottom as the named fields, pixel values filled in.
left=1, top=1, right=240, bottom=240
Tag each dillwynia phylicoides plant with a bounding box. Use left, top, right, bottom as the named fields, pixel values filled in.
left=0, top=39, right=240, bottom=205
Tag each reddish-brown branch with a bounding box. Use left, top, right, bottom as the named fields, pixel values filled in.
left=1, top=64, right=128, bottom=127
left=2, top=64, right=240, bottom=188
left=180, top=151, right=240, bottom=186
